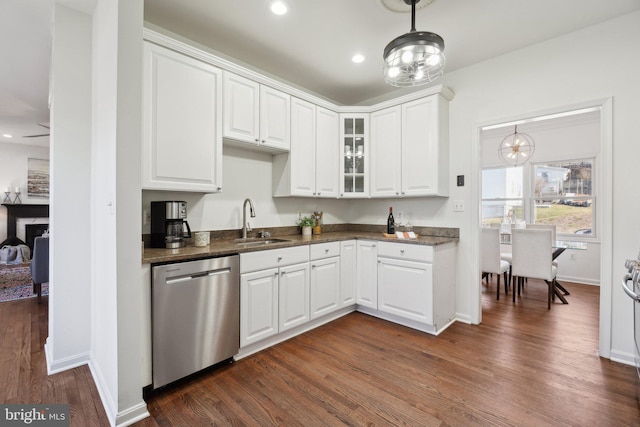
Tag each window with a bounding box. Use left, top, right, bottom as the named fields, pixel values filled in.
left=482, top=159, right=595, bottom=236
left=532, top=159, right=594, bottom=235
left=481, top=167, right=524, bottom=225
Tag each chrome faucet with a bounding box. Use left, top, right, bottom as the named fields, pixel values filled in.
left=242, top=198, right=256, bottom=239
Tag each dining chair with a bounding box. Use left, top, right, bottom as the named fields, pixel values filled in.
left=526, top=224, right=559, bottom=267
left=30, top=236, right=49, bottom=304
left=481, top=228, right=511, bottom=300
left=511, top=228, right=557, bottom=309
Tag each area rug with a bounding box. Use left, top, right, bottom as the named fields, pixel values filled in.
left=0, top=264, right=48, bottom=303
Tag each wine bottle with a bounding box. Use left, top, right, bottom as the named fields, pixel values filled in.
left=387, top=207, right=395, bottom=234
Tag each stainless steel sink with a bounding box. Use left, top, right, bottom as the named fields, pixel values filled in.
left=232, top=238, right=289, bottom=247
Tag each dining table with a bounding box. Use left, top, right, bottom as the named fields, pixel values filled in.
left=500, top=233, right=588, bottom=304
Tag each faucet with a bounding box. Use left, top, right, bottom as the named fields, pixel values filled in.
left=242, top=198, right=256, bottom=239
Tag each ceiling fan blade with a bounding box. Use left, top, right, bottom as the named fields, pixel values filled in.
left=38, top=123, right=50, bottom=129
left=22, top=134, right=50, bottom=138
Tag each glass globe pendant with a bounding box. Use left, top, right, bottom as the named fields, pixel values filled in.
left=498, top=125, right=536, bottom=166
left=383, top=0, right=445, bottom=87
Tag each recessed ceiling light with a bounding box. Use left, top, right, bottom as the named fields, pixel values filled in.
left=352, top=54, right=365, bottom=64
left=270, top=1, right=289, bottom=15
left=2, top=134, right=13, bottom=138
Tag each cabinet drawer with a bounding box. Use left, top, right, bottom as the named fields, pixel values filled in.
left=309, top=241, right=341, bottom=260
left=377, top=241, right=433, bottom=262
left=240, top=246, right=309, bottom=273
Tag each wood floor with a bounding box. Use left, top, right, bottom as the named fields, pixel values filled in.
left=1, top=280, right=639, bottom=426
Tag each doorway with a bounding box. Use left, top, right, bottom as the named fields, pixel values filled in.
left=471, top=99, right=614, bottom=358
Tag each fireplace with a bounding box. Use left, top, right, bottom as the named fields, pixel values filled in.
left=1, top=204, right=49, bottom=250
left=25, top=224, right=49, bottom=251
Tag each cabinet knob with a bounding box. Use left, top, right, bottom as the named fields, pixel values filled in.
left=400, top=249, right=405, bottom=254
left=311, top=264, right=316, bottom=268
left=274, top=271, right=279, bottom=276
left=217, top=187, right=222, bottom=191
left=396, top=192, right=399, bottom=196
left=317, top=192, right=321, bottom=196
left=255, top=138, right=259, bottom=143
left=261, top=139, right=266, bottom=144
left=377, top=260, right=381, bottom=263
left=325, top=249, right=329, bottom=253
left=401, top=192, right=405, bottom=195
left=372, top=244, right=376, bottom=248
left=277, top=256, right=283, bottom=262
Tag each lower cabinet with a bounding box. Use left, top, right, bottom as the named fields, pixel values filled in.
left=339, top=240, right=357, bottom=306
left=240, top=247, right=309, bottom=348
left=369, top=241, right=457, bottom=334
left=356, top=240, right=378, bottom=308
left=279, top=262, right=310, bottom=332
left=310, top=256, right=340, bottom=319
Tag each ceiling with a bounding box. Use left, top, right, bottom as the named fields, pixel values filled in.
left=2, top=0, right=639, bottom=148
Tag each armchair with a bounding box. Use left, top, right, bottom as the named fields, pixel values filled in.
left=30, top=236, right=49, bottom=303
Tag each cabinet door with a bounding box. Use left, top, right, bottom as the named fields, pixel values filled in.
left=240, top=268, right=279, bottom=347
left=315, top=107, right=340, bottom=198
left=310, top=256, right=340, bottom=319
left=370, top=106, right=402, bottom=197
left=378, top=257, right=433, bottom=324
left=279, top=262, right=310, bottom=332
left=340, top=114, right=369, bottom=198
left=260, top=85, right=290, bottom=151
left=142, top=42, right=222, bottom=192
left=290, top=98, right=316, bottom=197
left=340, top=240, right=357, bottom=306
left=223, top=72, right=260, bottom=144
left=356, top=240, right=378, bottom=308
left=402, top=96, right=440, bottom=196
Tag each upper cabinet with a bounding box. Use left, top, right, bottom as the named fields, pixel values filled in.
left=223, top=71, right=290, bottom=152
left=272, top=98, right=339, bottom=198
left=370, top=95, right=449, bottom=198
left=340, top=114, right=369, bottom=198
left=142, top=41, right=223, bottom=192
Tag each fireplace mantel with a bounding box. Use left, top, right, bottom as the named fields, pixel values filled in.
left=2, top=204, right=50, bottom=237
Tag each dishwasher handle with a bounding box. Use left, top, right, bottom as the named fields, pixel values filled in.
left=165, top=267, right=231, bottom=285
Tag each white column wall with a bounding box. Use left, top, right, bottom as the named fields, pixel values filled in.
left=46, top=3, right=92, bottom=373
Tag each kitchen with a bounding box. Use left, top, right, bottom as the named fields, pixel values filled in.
left=3, top=0, right=640, bottom=426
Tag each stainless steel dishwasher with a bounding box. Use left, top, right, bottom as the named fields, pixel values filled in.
left=152, top=255, right=239, bottom=389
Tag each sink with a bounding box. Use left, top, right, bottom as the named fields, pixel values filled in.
left=233, top=238, right=289, bottom=247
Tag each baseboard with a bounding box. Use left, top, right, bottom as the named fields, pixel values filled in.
left=115, top=402, right=150, bottom=427
left=609, top=349, right=636, bottom=367
left=556, top=275, right=599, bottom=286
left=44, top=337, right=90, bottom=375
left=455, top=312, right=473, bottom=325
left=88, top=358, right=117, bottom=427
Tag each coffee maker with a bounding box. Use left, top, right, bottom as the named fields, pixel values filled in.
left=150, top=201, right=192, bottom=248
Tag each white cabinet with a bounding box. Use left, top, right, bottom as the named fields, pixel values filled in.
left=278, top=262, right=310, bottom=332
left=370, top=95, right=449, bottom=197
left=272, top=99, right=339, bottom=198
left=340, top=114, right=369, bottom=198
left=376, top=241, right=456, bottom=333
left=240, top=268, right=279, bottom=346
left=370, top=106, right=402, bottom=197
left=223, top=72, right=290, bottom=152
left=356, top=240, right=378, bottom=308
left=340, top=240, right=357, bottom=307
left=310, top=242, right=341, bottom=319
left=142, top=42, right=222, bottom=192
left=240, top=246, right=309, bottom=347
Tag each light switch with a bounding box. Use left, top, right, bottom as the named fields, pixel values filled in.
left=454, top=200, right=464, bottom=212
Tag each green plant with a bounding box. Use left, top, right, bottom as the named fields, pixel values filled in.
left=297, top=215, right=316, bottom=227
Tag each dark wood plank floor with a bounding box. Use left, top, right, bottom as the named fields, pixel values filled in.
left=2, top=280, right=639, bottom=426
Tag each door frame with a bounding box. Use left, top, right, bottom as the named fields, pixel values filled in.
left=470, top=97, right=613, bottom=358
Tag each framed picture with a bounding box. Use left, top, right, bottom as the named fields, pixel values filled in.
left=27, top=158, right=49, bottom=199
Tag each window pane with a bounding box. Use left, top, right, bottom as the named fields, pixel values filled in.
left=482, top=167, right=523, bottom=199
left=533, top=159, right=594, bottom=235
left=533, top=202, right=593, bottom=235
left=482, top=201, right=524, bottom=225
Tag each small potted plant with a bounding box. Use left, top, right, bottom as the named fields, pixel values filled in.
left=297, top=215, right=316, bottom=236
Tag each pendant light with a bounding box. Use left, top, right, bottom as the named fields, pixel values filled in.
left=383, top=0, right=445, bottom=87
left=498, top=125, right=536, bottom=166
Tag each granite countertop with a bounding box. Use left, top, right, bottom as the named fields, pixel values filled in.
left=143, top=230, right=459, bottom=265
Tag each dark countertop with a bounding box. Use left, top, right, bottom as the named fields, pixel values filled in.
left=142, top=231, right=459, bottom=265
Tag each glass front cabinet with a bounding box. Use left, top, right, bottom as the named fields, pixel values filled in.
left=340, top=113, right=369, bottom=197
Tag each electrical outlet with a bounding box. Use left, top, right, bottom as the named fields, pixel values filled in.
left=397, top=211, right=405, bottom=225
left=569, top=253, right=577, bottom=260
left=454, top=200, right=464, bottom=212
left=144, top=210, right=151, bottom=225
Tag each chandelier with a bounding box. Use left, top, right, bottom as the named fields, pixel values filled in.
left=383, top=0, right=445, bottom=87
left=498, top=125, right=536, bottom=166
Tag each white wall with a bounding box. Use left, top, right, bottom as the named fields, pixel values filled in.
left=89, top=0, right=148, bottom=426
left=0, top=142, right=49, bottom=242
left=46, top=3, right=92, bottom=376
left=142, top=146, right=350, bottom=234
left=429, top=11, right=640, bottom=362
